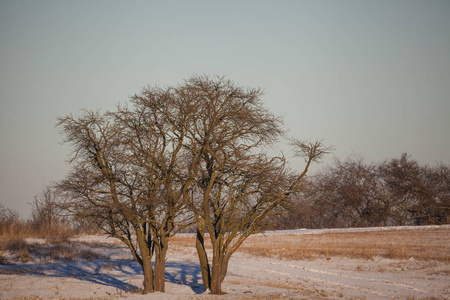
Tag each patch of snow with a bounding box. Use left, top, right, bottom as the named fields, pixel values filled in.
left=24, top=238, right=46, bottom=245
left=260, top=224, right=450, bottom=235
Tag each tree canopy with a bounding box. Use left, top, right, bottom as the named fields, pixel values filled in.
left=57, top=75, right=331, bottom=294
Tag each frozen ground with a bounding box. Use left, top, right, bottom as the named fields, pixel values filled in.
left=1, top=226, right=449, bottom=299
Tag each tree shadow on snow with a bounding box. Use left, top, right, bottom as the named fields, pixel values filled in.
left=0, top=260, right=142, bottom=292
left=1, top=260, right=204, bottom=294
left=165, top=261, right=204, bottom=294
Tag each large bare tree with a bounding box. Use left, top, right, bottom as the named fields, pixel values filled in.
left=56, top=75, right=331, bottom=294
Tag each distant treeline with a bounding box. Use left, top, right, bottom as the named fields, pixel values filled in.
left=269, top=153, right=450, bottom=229
left=2, top=153, right=448, bottom=237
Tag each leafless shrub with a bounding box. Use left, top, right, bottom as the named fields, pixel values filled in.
left=0, top=237, right=33, bottom=263
left=30, top=186, right=62, bottom=230
left=2, top=237, right=27, bottom=252
left=30, top=186, right=78, bottom=241
left=0, top=204, right=25, bottom=238
left=45, top=244, right=77, bottom=261
left=17, top=247, right=33, bottom=263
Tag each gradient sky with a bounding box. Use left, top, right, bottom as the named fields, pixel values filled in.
left=1, top=0, right=449, bottom=217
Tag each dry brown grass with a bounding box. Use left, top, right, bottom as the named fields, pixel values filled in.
left=0, top=238, right=109, bottom=263
left=170, top=227, right=450, bottom=262
left=0, top=219, right=82, bottom=263
left=0, top=236, right=33, bottom=263
left=0, top=233, right=107, bottom=264
left=0, top=221, right=76, bottom=243
left=170, top=235, right=197, bottom=248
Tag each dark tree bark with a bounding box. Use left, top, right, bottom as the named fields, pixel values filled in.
left=153, top=237, right=168, bottom=292
left=195, top=216, right=211, bottom=292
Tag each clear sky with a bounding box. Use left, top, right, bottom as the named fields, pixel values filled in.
left=1, top=0, right=449, bottom=218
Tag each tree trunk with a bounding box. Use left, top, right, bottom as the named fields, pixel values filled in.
left=220, top=254, right=230, bottom=285
left=136, top=228, right=154, bottom=293
left=210, top=243, right=230, bottom=295
left=196, top=216, right=211, bottom=292
left=142, top=255, right=154, bottom=293
left=210, top=253, right=222, bottom=294
left=154, top=237, right=168, bottom=292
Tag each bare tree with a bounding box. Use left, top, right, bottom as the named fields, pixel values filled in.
left=31, top=186, right=62, bottom=230
left=379, top=153, right=450, bottom=225
left=426, top=163, right=450, bottom=224
left=309, top=157, right=390, bottom=228
left=262, top=177, right=314, bottom=230
left=0, top=204, right=20, bottom=236
left=57, top=111, right=163, bottom=293
left=56, top=76, right=331, bottom=294
left=177, top=76, right=331, bottom=294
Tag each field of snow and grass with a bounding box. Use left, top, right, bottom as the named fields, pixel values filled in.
left=1, top=225, right=449, bottom=299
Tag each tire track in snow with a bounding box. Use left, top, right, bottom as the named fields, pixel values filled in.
left=264, top=260, right=450, bottom=299
left=232, top=258, right=448, bottom=299
left=233, top=261, right=389, bottom=298
left=265, top=260, right=432, bottom=295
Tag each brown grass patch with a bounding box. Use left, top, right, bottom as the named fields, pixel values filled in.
left=170, top=235, right=197, bottom=248
left=240, top=227, right=450, bottom=262
left=170, top=227, right=450, bottom=262
left=0, top=236, right=108, bottom=263
left=0, top=222, right=89, bottom=264
left=0, top=220, right=76, bottom=244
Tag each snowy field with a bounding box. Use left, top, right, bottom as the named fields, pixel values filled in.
left=1, top=225, right=449, bottom=299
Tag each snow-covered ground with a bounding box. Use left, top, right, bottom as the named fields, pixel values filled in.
left=1, top=226, right=449, bottom=299
left=261, top=224, right=450, bottom=235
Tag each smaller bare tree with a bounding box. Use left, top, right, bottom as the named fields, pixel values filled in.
left=31, top=186, right=62, bottom=230
left=57, top=110, right=160, bottom=293
left=57, top=83, right=201, bottom=293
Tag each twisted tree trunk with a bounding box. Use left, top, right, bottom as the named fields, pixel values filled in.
left=195, top=216, right=211, bottom=292
left=136, top=228, right=154, bottom=293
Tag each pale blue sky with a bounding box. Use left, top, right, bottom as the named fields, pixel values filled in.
left=1, top=0, right=449, bottom=217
